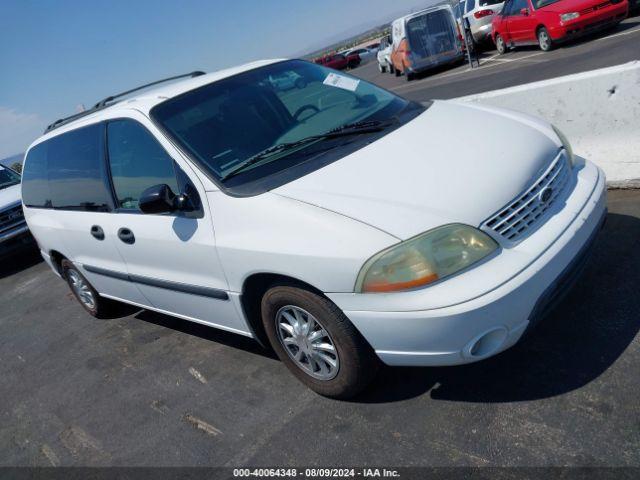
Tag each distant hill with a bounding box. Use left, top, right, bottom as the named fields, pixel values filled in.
left=294, top=1, right=441, bottom=58
left=0, top=153, right=24, bottom=169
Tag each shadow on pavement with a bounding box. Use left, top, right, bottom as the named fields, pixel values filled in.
left=357, top=212, right=640, bottom=404
left=0, top=245, right=42, bottom=279
left=134, top=309, right=274, bottom=359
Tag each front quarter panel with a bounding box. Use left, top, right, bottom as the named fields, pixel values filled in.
left=208, top=191, right=399, bottom=293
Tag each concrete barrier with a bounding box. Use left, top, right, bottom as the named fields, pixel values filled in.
left=456, top=61, right=640, bottom=188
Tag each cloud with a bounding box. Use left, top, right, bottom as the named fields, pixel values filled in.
left=0, top=107, right=45, bottom=159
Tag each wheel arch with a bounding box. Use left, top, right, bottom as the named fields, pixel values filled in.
left=49, top=249, right=68, bottom=277
left=240, top=272, right=327, bottom=349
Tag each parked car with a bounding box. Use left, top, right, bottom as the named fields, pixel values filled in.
left=492, top=0, right=629, bottom=53
left=314, top=53, right=349, bottom=70
left=23, top=59, right=606, bottom=399
left=345, top=47, right=376, bottom=65
left=390, top=4, right=465, bottom=81
left=268, top=71, right=307, bottom=91
left=461, top=0, right=506, bottom=45
left=0, top=163, right=34, bottom=257
left=376, top=35, right=394, bottom=73
left=345, top=51, right=361, bottom=69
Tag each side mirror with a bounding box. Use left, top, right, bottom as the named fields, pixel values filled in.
left=139, top=184, right=177, bottom=214
left=520, top=7, right=529, bottom=15
left=139, top=183, right=198, bottom=214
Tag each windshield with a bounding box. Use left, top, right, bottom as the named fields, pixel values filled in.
left=534, top=0, right=561, bottom=7
left=151, top=60, right=412, bottom=192
left=0, top=166, right=21, bottom=190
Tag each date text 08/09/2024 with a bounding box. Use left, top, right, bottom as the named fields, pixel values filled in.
left=233, top=468, right=401, bottom=478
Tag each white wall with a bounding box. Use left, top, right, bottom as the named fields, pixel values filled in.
left=457, top=61, right=640, bottom=188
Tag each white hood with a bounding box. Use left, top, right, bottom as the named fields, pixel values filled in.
left=0, top=183, right=21, bottom=210
left=274, top=100, right=561, bottom=240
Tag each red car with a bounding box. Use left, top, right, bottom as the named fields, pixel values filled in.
left=314, top=54, right=349, bottom=70
left=345, top=51, right=361, bottom=69
left=492, top=0, right=628, bottom=53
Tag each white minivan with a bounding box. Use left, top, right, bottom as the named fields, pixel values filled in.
left=22, top=59, right=606, bottom=398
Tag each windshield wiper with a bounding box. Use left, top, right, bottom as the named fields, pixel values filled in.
left=220, top=119, right=398, bottom=182
left=328, top=118, right=397, bottom=134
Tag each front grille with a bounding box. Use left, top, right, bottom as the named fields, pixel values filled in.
left=580, top=1, right=611, bottom=14
left=0, top=204, right=25, bottom=235
left=482, top=152, right=571, bottom=244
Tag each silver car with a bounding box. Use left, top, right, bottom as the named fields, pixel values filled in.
left=461, top=0, right=505, bottom=45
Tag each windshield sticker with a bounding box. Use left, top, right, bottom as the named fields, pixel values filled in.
left=323, top=73, right=360, bottom=92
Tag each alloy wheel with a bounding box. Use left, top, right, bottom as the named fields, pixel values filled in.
left=67, top=269, right=96, bottom=310
left=538, top=29, right=551, bottom=51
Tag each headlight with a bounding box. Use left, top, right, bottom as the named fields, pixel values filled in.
left=552, top=125, right=576, bottom=167
left=560, top=12, right=579, bottom=22
left=356, top=224, right=498, bottom=293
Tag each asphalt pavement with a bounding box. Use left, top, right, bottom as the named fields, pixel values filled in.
left=350, top=16, right=640, bottom=101
left=1, top=190, right=639, bottom=467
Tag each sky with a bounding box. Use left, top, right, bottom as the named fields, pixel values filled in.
left=0, top=0, right=433, bottom=159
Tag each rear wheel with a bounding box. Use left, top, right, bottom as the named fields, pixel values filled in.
left=378, top=62, right=386, bottom=73
left=61, top=259, right=119, bottom=318
left=389, top=63, right=395, bottom=74
left=261, top=286, right=380, bottom=399
left=537, top=27, right=553, bottom=51
left=495, top=34, right=507, bottom=54
left=394, top=63, right=401, bottom=77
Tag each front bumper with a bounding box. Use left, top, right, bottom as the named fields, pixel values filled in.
left=328, top=159, right=607, bottom=366
left=0, top=224, right=35, bottom=257
left=550, top=3, right=628, bottom=40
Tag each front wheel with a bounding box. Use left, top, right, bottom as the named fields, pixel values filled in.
left=537, top=27, right=553, bottom=51
left=495, top=34, right=507, bottom=54
left=261, top=286, right=380, bottom=399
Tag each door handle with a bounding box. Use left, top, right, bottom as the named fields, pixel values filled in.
left=117, top=228, right=135, bottom=245
left=90, top=225, right=105, bottom=240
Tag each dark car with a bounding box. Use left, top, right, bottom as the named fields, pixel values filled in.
left=0, top=164, right=35, bottom=258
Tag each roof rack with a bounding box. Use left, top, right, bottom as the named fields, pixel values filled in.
left=44, top=71, right=206, bottom=134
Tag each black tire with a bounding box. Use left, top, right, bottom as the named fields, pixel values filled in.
left=378, top=62, right=386, bottom=73
left=495, top=34, right=507, bottom=55
left=537, top=26, right=553, bottom=51
left=61, top=259, right=119, bottom=319
left=405, top=67, right=414, bottom=82
left=394, top=64, right=401, bottom=77
left=389, top=63, right=395, bottom=74
left=261, top=285, right=380, bottom=399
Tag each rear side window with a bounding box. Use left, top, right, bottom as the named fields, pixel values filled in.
left=106, top=119, right=179, bottom=210
left=466, top=0, right=476, bottom=12
left=22, top=124, right=111, bottom=211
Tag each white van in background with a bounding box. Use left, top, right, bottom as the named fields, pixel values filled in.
left=390, top=4, right=465, bottom=81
